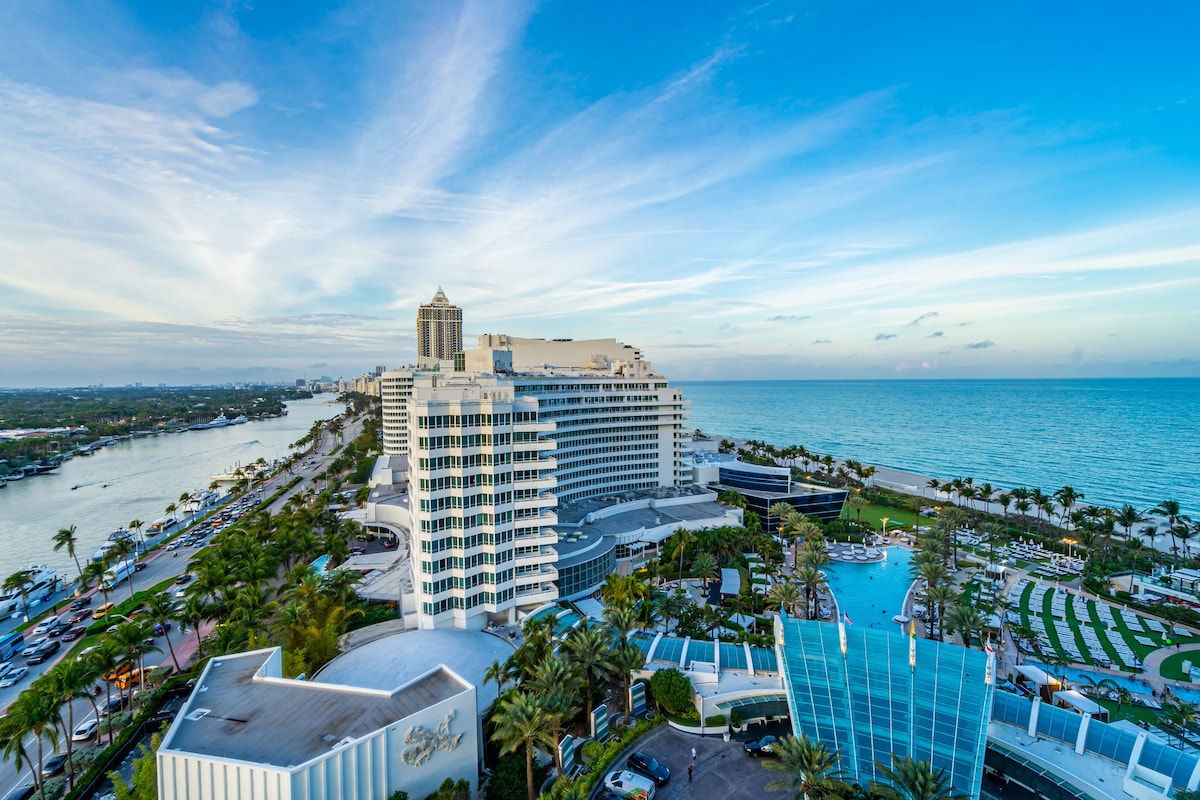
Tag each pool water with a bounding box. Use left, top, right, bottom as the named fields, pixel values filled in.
left=824, top=547, right=914, bottom=630
left=311, top=555, right=333, bottom=574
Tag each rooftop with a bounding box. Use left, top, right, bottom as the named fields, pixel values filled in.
left=163, top=648, right=470, bottom=769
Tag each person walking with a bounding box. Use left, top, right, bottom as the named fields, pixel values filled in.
left=691, top=746, right=696, bottom=763
left=688, top=765, right=693, bottom=783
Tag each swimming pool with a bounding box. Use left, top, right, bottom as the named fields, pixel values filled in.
left=311, top=554, right=333, bottom=575
left=824, top=547, right=914, bottom=630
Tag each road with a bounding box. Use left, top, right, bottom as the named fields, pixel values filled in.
left=0, top=412, right=360, bottom=799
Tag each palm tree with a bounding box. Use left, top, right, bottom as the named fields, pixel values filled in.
left=925, top=584, right=958, bottom=641
left=1116, top=505, right=1144, bottom=539
left=53, top=525, right=85, bottom=582
left=692, top=552, right=719, bottom=588
left=38, top=656, right=98, bottom=790
left=143, top=592, right=184, bottom=671
left=7, top=684, right=61, bottom=800
left=80, top=559, right=110, bottom=606
left=673, top=528, right=696, bottom=581
left=763, top=734, right=845, bottom=800
left=872, top=754, right=967, bottom=800
left=769, top=581, right=804, bottom=618
left=607, top=641, right=646, bottom=724
left=492, top=691, right=557, bottom=800
left=561, top=624, right=610, bottom=714
left=794, top=565, right=827, bottom=620
left=603, top=603, right=639, bottom=648
left=128, top=518, right=146, bottom=551
left=108, top=538, right=137, bottom=600
left=2, top=571, right=32, bottom=622
left=943, top=602, right=984, bottom=648
left=1054, top=487, right=1083, bottom=531
left=527, top=657, right=582, bottom=776
left=0, top=712, right=39, bottom=796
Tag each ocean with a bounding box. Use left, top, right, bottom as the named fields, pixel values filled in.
left=677, top=378, right=1200, bottom=516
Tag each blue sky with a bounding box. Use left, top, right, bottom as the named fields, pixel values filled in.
left=1, top=1, right=1198, bottom=385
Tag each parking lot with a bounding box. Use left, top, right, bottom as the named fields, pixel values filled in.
left=593, top=724, right=786, bottom=800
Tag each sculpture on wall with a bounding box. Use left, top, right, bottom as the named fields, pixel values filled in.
left=402, top=709, right=463, bottom=767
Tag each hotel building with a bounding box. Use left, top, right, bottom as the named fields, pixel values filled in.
left=416, top=288, right=463, bottom=363
left=379, top=334, right=688, bottom=630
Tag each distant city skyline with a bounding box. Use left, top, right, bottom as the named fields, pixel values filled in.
left=1, top=2, right=1198, bottom=387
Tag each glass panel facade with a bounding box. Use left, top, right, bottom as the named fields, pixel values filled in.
left=779, top=620, right=993, bottom=800
left=688, top=640, right=715, bottom=665
left=654, top=638, right=684, bottom=666
left=720, top=643, right=748, bottom=670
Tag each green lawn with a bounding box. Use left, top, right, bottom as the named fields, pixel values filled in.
left=843, top=502, right=919, bottom=532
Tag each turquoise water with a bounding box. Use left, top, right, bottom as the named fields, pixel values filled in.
left=824, top=547, right=914, bottom=630
left=311, top=555, right=332, bottom=574
left=679, top=378, right=1200, bottom=515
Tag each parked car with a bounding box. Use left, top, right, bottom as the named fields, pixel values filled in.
left=626, top=752, right=671, bottom=786
left=68, top=596, right=92, bottom=610
left=61, top=626, right=87, bottom=642
left=604, top=770, right=656, bottom=800
left=0, top=666, right=29, bottom=688
left=72, top=718, right=100, bottom=742
left=743, top=735, right=779, bottom=757
left=93, top=602, right=115, bottom=619
left=27, top=639, right=61, bottom=665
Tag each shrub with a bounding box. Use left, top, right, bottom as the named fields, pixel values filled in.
left=581, top=740, right=605, bottom=761
left=649, top=668, right=693, bottom=714
left=486, top=752, right=545, bottom=800
left=704, top=715, right=727, bottom=727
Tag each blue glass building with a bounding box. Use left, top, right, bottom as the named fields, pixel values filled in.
left=776, top=618, right=994, bottom=799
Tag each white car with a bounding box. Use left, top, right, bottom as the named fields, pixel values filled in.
left=0, top=666, right=29, bottom=688
left=604, top=770, right=656, bottom=800
left=21, top=637, right=49, bottom=657
left=72, top=718, right=100, bottom=741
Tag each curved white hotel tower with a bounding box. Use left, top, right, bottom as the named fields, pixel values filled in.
left=385, top=331, right=686, bottom=630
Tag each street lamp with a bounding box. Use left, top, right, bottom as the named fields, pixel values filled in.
left=881, top=517, right=890, bottom=538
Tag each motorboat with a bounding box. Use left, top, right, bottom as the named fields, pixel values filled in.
left=0, top=566, right=58, bottom=616
left=229, top=415, right=249, bottom=425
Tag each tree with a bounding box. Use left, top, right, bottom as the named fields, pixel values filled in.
left=925, top=584, right=957, bottom=641
left=142, top=592, right=184, bottom=672
left=53, top=525, right=85, bottom=582
left=1054, top=487, right=1082, bottom=531
left=943, top=602, right=984, bottom=648
left=673, top=528, right=696, bottom=580
left=607, top=641, right=647, bottom=724
left=872, top=754, right=967, bottom=800
left=561, top=624, right=610, bottom=714
left=6, top=684, right=61, bottom=800
left=2, top=571, right=33, bottom=622
left=492, top=692, right=557, bottom=800
left=1116, top=505, right=1145, bottom=540
left=691, top=552, right=719, bottom=588
left=109, top=733, right=162, bottom=800
left=769, top=580, right=804, bottom=618
left=763, top=734, right=845, bottom=800
left=649, top=668, right=694, bottom=714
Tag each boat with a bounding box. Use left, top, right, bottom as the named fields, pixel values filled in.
left=193, top=413, right=231, bottom=430
left=108, top=528, right=133, bottom=542
left=229, top=415, right=248, bottom=425
left=0, top=566, right=59, bottom=616
left=147, top=516, right=179, bottom=534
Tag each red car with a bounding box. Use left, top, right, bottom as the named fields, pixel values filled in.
left=61, top=625, right=87, bottom=642
left=68, top=609, right=91, bottom=624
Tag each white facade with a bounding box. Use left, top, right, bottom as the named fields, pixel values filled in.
left=157, top=648, right=478, bottom=800
left=408, top=374, right=559, bottom=630
left=381, top=370, right=414, bottom=456
left=380, top=333, right=688, bottom=630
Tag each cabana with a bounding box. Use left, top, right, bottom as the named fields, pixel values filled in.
left=1053, top=689, right=1109, bottom=722
left=720, top=568, right=741, bottom=597
left=1014, top=664, right=1062, bottom=702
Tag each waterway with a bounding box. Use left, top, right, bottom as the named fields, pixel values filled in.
left=0, top=397, right=342, bottom=582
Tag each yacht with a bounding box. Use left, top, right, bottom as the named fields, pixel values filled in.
left=190, top=413, right=231, bottom=430
left=229, top=415, right=249, bottom=425
left=0, top=566, right=58, bottom=616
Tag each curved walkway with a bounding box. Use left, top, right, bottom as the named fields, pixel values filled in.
left=1143, top=643, right=1200, bottom=689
